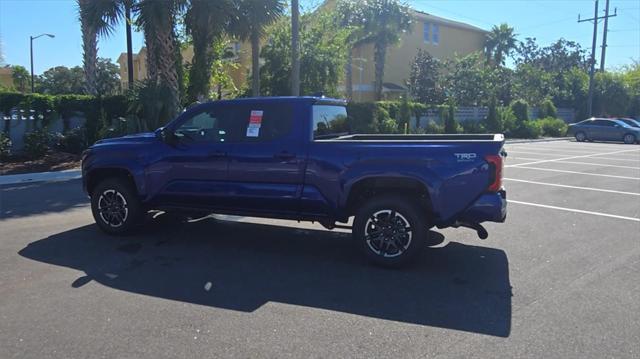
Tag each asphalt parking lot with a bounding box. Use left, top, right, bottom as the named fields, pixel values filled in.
left=1, top=139, right=639, bottom=358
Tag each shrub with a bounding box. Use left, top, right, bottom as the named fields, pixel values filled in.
left=23, top=128, right=51, bottom=159
left=484, top=97, right=502, bottom=132
left=54, top=127, right=87, bottom=154
left=510, top=99, right=529, bottom=122
left=461, top=121, right=486, bottom=134
left=538, top=117, right=568, bottom=137
left=511, top=121, right=542, bottom=139
left=424, top=121, right=444, bottom=134
left=442, top=103, right=458, bottom=134
left=498, top=106, right=518, bottom=135
left=538, top=99, right=557, bottom=118
left=0, top=132, right=11, bottom=160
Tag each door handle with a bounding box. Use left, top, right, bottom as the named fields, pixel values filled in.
left=207, top=151, right=227, bottom=158
left=274, top=151, right=296, bottom=160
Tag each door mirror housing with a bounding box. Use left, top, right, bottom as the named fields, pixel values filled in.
left=157, top=127, right=178, bottom=145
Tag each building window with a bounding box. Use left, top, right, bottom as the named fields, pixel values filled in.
left=432, top=24, right=440, bottom=45
left=423, top=21, right=430, bottom=43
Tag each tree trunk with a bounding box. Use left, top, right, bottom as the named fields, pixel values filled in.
left=251, top=31, right=260, bottom=97
left=345, top=48, right=353, bottom=100
left=290, top=0, right=300, bottom=96
left=373, top=41, right=386, bottom=101
left=155, top=26, right=180, bottom=117
left=145, top=38, right=158, bottom=83
left=79, top=0, right=97, bottom=96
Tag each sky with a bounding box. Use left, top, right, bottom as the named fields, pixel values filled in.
left=0, top=0, right=638, bottom=75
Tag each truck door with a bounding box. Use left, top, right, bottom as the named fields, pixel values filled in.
left=226, top=102, right=306, bottom=215
left=148, top=105, right=240, bottom=207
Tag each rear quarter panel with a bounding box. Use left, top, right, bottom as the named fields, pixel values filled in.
left=304, top=140, right=503, bottom=223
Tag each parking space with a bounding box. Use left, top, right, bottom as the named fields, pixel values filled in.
left=504, top=140, right=640, bottom=222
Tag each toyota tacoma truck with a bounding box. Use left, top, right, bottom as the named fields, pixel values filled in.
left=82, top=97, right=506, bottom=267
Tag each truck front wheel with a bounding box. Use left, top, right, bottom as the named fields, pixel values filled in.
left=353, top=195, right=426, bottom=267
left=91, top=178, right=143, bottom=235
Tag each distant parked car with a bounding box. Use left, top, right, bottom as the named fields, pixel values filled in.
left=567, top=118, right=640, bottom=144
left=617, top=118, right=640, bottom=128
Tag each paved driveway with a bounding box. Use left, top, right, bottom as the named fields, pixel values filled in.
left=1, top=140, right=639, bottom=358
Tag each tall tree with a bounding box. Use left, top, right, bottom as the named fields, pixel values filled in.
left=232, top=0, right=285, bottom=97
left=11, top=65, right=30, bottom=93
left=356, top=0, right=411, bottom=100
left=77, top=0, right=99, bottom=95
left=185, top=0, right=234, bottom=102
left=134, top=0, right=184, bottom=117
left=485, top=23, right=517, bottom=66
left=407, top=49, right=443, bottom=104
left=335, top=0, right=370, bottom=100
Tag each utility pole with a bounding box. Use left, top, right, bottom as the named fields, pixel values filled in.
left=579, top=0, right=600, bottom=118
left=291, top=0, right=300, bottom=96
left=125, top=1, right=134, bottom=89
left=600, top=0, right=617, bottom=71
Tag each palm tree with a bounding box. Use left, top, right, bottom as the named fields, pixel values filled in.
left=232, top=0, right=285, bottom=97
left=485, top=23, right=517, bottom=67
left=336, top=0, right=370, bottom=100
left=355, top=0, right=411, bottom=101
left=77, top=0, right=99, bottom=95
left=134, top=0, right=184, bottom=117
left=185, top=0, right=234, bottom=102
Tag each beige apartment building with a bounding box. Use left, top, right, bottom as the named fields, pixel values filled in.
left=117, top=41, right=250, bottom=93
left=347, top=10, right=487, bottom=101
left=117, top=5, right=487, bottom=101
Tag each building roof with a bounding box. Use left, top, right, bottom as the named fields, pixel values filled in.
left=412, top=10, right=488, bottom=34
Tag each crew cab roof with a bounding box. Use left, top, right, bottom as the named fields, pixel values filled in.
left=192, top=96, right=347, bottom=107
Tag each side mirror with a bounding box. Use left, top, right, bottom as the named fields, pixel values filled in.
left=157, top=127, right=177, bottom=145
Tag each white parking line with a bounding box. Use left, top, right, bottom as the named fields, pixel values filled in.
left=512, top=166, right=640, bottom=180
left=504, top=178, right=640, bottom=196
left=506, top=147, right=605, bottom=155
left=507, top=157, right=640, bottom=169
left=507, top=148, right=640, bottom=167
left=508, top=200, right=640, bottom=222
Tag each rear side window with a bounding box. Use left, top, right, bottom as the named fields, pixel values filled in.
left=234, top=104, right=294, bottom=142
left=312, top=105, right=349, bottom=139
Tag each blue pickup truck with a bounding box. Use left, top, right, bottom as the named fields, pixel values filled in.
left=82, top=97, right=506, bottom=267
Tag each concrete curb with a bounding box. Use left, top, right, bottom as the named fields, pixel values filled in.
left=506, top=137, right=572, bottom=144
left=0, top=168, right=81, bottom=186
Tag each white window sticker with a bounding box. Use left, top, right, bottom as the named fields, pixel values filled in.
left=246, top=123, right=260, bottom=137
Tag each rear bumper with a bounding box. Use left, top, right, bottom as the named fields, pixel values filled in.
left=459, top=190, right=507, bottom=223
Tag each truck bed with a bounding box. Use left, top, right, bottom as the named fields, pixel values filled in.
left=320, top=134, right=505, bottom=142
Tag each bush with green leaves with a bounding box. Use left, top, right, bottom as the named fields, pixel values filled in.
left=510, top=99, right=529, bottom=122
left=423, top=121, right=444, bottom=134
left=0, top=132, right=11, bottom=160
left=461, top=121, right=487, bottom=134
left=538, top=99, right=557, bottom=118
left=484, top=98, right=502, bottom=132
left=511, top=120, right=542, bottom=139
left=538, top=117, right=568, bottom=137
left=498, top=106, right=518, bottom=135
left=54, top=127, right=87, bottom=154
left=23, top=128, right=51, bottom=159
left=442, top=103, right=458, bottom=134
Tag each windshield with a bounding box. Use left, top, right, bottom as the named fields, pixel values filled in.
left=312, top=105, right=350, bottom=139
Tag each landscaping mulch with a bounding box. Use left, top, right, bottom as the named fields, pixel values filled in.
left=0, top=151, right=81, bottom=176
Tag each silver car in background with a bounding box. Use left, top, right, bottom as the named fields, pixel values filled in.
left=567, top=118, right=640, bottom=144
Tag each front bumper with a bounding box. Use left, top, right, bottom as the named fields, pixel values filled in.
left=458, top=189, right=507, bottom=223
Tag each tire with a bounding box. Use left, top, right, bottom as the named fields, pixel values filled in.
left=353, top=194, right=427, bottom=268
left=575, top=131, right=586, bottom=142
left=91, top=178, right=143, bottom=235
left=623, top=133, right=636, bottom=144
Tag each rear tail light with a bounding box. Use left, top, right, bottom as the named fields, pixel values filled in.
left=485, top=154, right=503, bottom=192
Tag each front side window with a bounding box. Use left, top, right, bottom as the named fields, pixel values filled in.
left=313, top=105, right=349, bottom=139
left=175, top=108, right=239, bottom=142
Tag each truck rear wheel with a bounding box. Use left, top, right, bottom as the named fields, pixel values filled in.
left=91, top=178, right=143, bottom=235
left=353, top=195, right=426, bottom=268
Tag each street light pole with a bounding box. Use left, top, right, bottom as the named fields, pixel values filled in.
left=29, top=33, right=55, bottom=93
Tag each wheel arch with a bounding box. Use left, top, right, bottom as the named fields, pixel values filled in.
left=86, top=167, right=138, bottom=197
left=344, top=176, right=433, bottom=218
